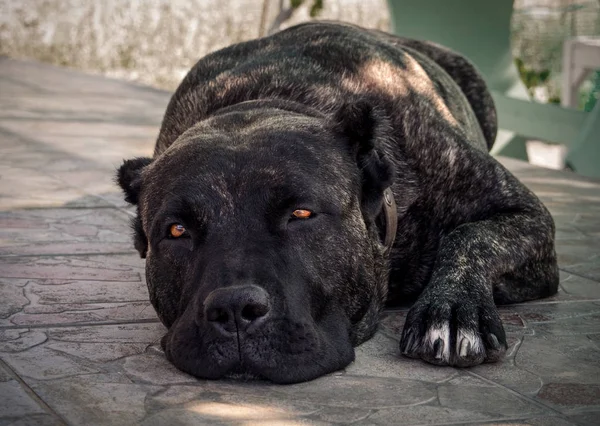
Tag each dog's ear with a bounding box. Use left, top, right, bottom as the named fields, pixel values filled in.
left=332, top=101, right=395, bottom=221
left=116, top=157, right=152, bottom=258
left=116, top=157, right=152, bottom=205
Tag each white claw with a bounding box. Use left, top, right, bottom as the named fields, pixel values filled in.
left=459, top=337, right=470, bottom=357
left=456, top=330, right=484, bottom=358
left=425, top=323, right=451, bottom=362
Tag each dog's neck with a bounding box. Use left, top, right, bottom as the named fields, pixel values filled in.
left=381, top=187, right=397, bottom=254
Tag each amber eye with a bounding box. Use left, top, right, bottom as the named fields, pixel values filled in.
left=169, top=224, right=187, bottom=238
left=291, top=209, right=313, bottom=219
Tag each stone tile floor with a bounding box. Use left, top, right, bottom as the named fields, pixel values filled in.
left=0, top=57, right=599, bottom=425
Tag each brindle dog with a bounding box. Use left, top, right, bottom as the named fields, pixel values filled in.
left=117, top=22, right=558, bottom=384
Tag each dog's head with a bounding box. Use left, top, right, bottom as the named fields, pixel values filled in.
left=117, top=100, right=394, bottom=383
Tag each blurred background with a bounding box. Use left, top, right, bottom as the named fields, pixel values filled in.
left=512, top=0, right=599, bottom=110
left=0, top=0, right=390, bottom=90
left=1, top=0, right=599, bottom=171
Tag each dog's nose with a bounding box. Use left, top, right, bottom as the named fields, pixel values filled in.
left=204, top=285, right=270, bottom=334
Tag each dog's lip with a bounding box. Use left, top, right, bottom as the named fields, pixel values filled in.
left=223, top=365, right=266, bottom=381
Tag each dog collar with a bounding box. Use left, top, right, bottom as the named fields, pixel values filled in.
left=382, top=187, right=397, bottom=254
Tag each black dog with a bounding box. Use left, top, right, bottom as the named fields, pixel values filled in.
left=117, top=22, right=558, bottom=384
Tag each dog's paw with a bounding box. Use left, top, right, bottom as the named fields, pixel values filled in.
left=399, top=296, right=507, bottom=367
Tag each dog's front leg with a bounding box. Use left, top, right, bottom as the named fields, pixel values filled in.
left=399, top=210, right=558, bottom=367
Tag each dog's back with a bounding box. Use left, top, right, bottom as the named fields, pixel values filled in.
left=155, top=22, right=494, bottom=156
left=369, top=31, right=497, bottom=150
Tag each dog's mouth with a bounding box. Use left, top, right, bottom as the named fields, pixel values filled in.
left=161, top=306, right=356, bottom=384
left=223, top=364, right=265, bottom=381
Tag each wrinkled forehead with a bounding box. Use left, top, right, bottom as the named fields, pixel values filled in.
left=142, top=111, right=358, bottom=212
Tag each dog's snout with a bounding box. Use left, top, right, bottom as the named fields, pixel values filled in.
left=204, top=285, right=270, bottom=333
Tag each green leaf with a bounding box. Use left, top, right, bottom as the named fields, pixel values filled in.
left=548, top=96, right=561, bottom=105
left=515, top=57, right=525, bottom=74
left=523, top=70, right=538, bottom=88
left=538, top=69, right=550, bottom=83
left=310, top=0, right=324, bottom=17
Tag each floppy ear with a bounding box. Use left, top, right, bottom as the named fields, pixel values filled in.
left=332, top=101, right=395, bottom=222
left=116, top=157, right=152, bottom=258
left=116, top=157, right=152, bottom=205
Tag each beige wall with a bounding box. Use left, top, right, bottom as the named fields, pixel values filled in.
left=0, top=0, right=390, bottom=90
